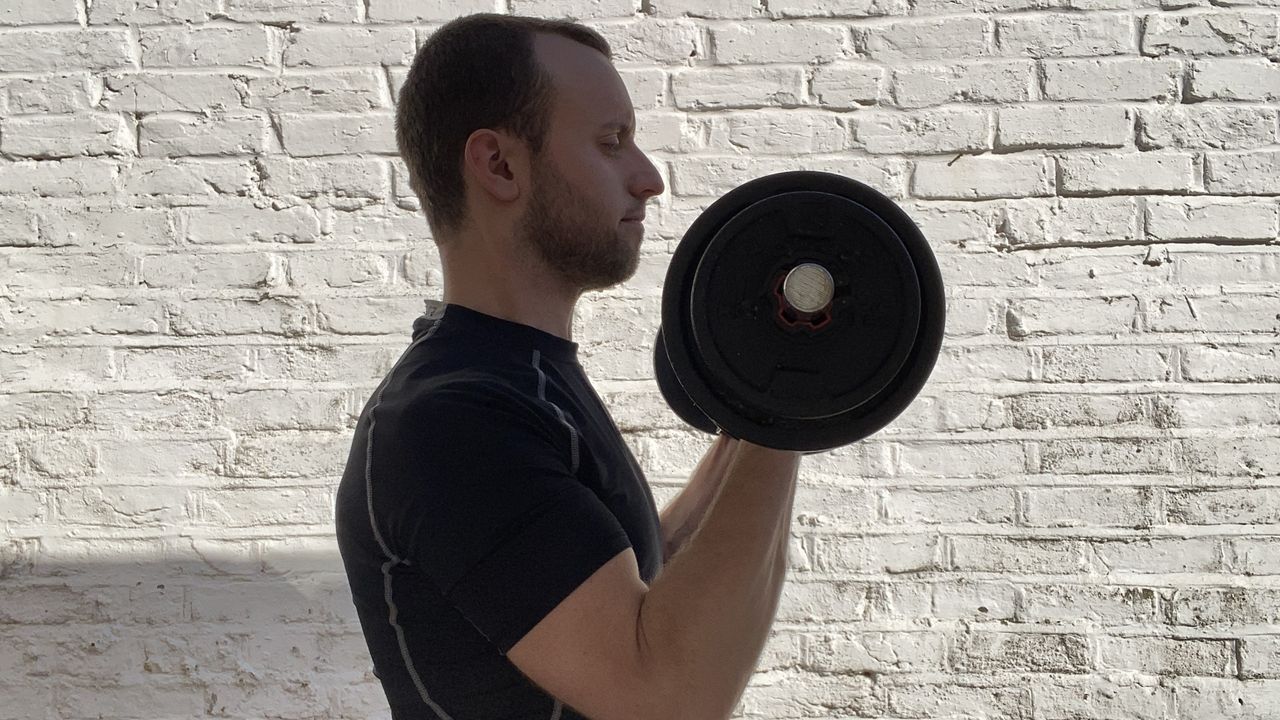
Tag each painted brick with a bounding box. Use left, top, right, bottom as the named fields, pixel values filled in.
left=0, top=0, right=79, bottom=23
left=223, top=0, right=361, bottom=22
left=140, top=251, right=277, bottom=290
left=950, top=631, right=1090, bottom=673
left=367, top=0, right=492, bottom=21
left=711, top=22, right=845, bottom=64
left=1, top=249, right=134, bottom=291
left=102, top=72, right=243, bottom=113
left=166, top=297, right=313, bottom=336
left=0, top=347, right=113, bottom=389
left=811, top=62, right=883, bottom=108
left=997, top=104, right=1130, bottom=150
left=139, top=113, right=269, bottom=157
left=1092, top=537, right=1221, bottom=574
left=1173, top=587, right=1280, bottom=626
left=37, top=203, right=172, bottom=247
left=120, top=158, right=255, bottom=198
left=911, top=154, right=1054, bottom=199
left=88, top=0, right=221, bottom=24
left=1170, top=249, right=1280, bottom=287
left=1008, top=393, right=1157, bottom=430
left=1183, top=345, right=1279, bottom=383
left=181, top=205, right=321, bottom=244
left=1147, top=293, right=1280, bottom=333
left=1029, top=677, right=1169, bottom=720
left=90, top=390, right=219, bottom=432
left=769, top=0, right=906, bottom=16
left=890, top=60, right=1033, bottom=109
left=1020, top=584, right=1160, bottom=624
left=260, top=157, right=388, bottom=199
left=0, top=159, right=114, bottom=197
left=1043, top=58, right=1182, bottom=101
left=0, top=29, right=131, bottom=72
left=1169, top=393, right=1280, bottom=429
left=2, top=297, right=166, bottom=339
left=886, top=682, right=1031, bottom=718
left=278, top=112, right=397, bottom=156
left=1024, top=487, right=1154, bottom=528
left=139, top=24, right=277, bottom=68
left=933, top=579, right=1018, bottom=620
left=804, top=630, right=947, bottom=674
left=853, top=108, right=990, bottom=154
left=1059, top=152, right=1198, bottom=195
left=997, top=13, right=1136, bottom=57
left=1030, top=247, right=1169, bottom=289
left=1147, top=197, right=1279, bottom=241
left=283, top=26, right=416, bottom=67
left=1003, top=197, right=1141, bottom=248
left=1138, top=106, right=1277, bottom=150
left=1042, top=345, right=1174, bottom=382
left=242, top=68, right=386, bottom=112
left=857, top=16, right=990, bottom=61
left=1099, top=636, right=1236, bottom=677
left=0, top=74, right=95, bottom=114
left=1205, top=150, right=1280, bottom=194
left=96, top=438, right=222, bottom=478
left=589, top=19, right=704, bottom=64
left=882, top=487, right=1015, bottom=524
left=1190, top=58, right=1280, bottom=101
left=1006, top=296, right=1140, bottom=339
left=1173, top=678, right=1280, bottom=719
left=671, top=66, right=805, bottom=109
left=715, top=110, right=846, bottom=154
left=1142, top=11, right=1280, bottom=56
left=1181, top=436, right=1280, bottom=477
left=951, top=536, right=1088, bottom=574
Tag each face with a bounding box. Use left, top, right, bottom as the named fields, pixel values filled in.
left=515, top=33, right=665, bottom=294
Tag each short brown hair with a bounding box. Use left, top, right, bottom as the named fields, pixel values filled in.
left=395, top=13, right=612, bottom=243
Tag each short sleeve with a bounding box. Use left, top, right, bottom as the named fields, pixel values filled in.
left=370, top=379, right=634, bottom=655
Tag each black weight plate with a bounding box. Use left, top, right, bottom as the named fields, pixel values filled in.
left=661, top=171, right=946, bottom=452
left=688, top=190, right=921, bottom=421
left=653, top=326, right=720, bottom=435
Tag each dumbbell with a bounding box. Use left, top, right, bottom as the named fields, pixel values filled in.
left=654, top=171, right=946, bottom=453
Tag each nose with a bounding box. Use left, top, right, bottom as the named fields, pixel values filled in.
left=632, top=149, right=665, bottom=203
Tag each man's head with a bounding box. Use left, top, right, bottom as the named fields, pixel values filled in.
left=396, top=14, right=665, bottom=295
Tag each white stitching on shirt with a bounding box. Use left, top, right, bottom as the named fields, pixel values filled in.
left=530, top=348, right=578, bottom=720
left=531, top=349, right=580, bottom=476
left=365, top=323, right=457, bottom=720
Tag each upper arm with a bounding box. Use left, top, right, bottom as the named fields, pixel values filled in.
left=377, top=381, right=667, bottom=715
left=507, top=546, right=665, bottom=720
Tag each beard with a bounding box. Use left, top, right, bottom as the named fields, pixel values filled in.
left=515, top=154, right=642, bottom=295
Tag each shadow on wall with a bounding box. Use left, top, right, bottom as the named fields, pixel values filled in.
left=0, top=541, right=393, bottom=720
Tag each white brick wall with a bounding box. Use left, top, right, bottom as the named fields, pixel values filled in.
left=1, top=0, right=1279, bottom=717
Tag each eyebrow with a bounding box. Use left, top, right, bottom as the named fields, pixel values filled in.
left=599, top=118, right=634, bottom=133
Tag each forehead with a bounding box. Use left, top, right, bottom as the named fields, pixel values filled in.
left=533, top=33, right=633, bottom=129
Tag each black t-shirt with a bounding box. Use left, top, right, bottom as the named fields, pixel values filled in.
left=335, top=300, right=664, bottom=719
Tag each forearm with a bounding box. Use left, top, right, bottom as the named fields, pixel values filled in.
left=658, top=434, right=738, bottom=564
left=638, top=442, right=802, bottom=719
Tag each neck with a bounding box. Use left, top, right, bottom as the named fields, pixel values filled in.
left=438, top=233, right=579, bottom=343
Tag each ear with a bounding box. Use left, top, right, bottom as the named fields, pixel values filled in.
left=462, top=128, right=526, bottom=206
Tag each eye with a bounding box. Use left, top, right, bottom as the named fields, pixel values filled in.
left=602, top=138, right=622, bottom=153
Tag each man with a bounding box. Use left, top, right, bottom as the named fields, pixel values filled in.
left=336, top=13, right=800, bottom=719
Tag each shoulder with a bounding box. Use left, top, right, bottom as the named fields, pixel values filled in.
left=385, top=367, right=562, bottom=440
